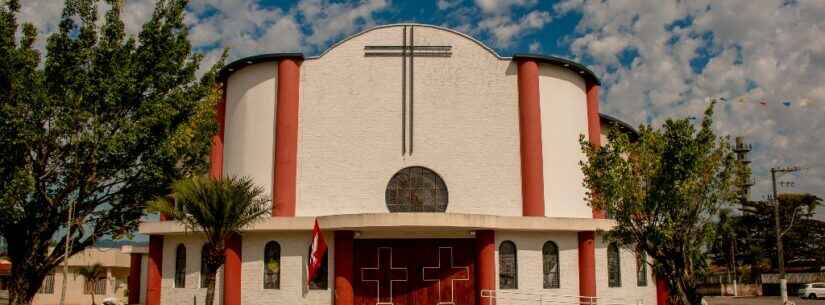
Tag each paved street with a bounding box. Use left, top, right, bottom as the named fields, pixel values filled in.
left=706, top=296, right=825, bottom=305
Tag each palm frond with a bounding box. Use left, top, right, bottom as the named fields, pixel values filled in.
left=148, top=175, right=271, bottom=245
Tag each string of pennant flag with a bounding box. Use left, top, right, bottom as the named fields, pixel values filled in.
left=685, top=96, right=815, bottom=120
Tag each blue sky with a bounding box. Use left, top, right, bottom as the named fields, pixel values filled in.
left=18, top=0, right=825, bottom=228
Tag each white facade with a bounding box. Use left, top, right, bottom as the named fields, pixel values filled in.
left=160, top=235, right=224, bottom=305
left=298, top=25, right=522, bottom=217
left=141, top=24, right=658, bottom=305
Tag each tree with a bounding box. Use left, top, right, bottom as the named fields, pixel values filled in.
left=77, top=263, right=104, bottom=305
left=579, top=101, right=738, bottom=305
left=732, top=193, right=824, bottom=276
left=149, top=176, right=270, bottom=305
left=0, top=0, right=224, bottom=304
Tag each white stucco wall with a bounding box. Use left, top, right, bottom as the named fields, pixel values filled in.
left=297, top=25, right=522, bottom=217
left=160, top=235, right=224, bottom=305
left=494, top=231, right=580, bottom=298
left=595, top=234, right=657, bottom=305
left=241, top=232, right=334, bottom=305
left=223, top=62, right=278, bottom=198
left=538, top=64, right=591, bottom=219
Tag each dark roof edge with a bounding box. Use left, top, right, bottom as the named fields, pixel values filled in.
left=599, top=113, right=638, bottom=138
left=512, top=53, right=601, bottom=86
left=218, top=53, right=305, bottom=81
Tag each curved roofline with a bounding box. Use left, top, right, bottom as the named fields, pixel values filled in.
left=218, top=53, right=304, bottom=81
left=513, top=53, right=601, bottom=86
left=216, top=24, right=601, bottom=86
left=312, top=23, right=503, bottom=59
left=599, top=113, right=639, bottom=138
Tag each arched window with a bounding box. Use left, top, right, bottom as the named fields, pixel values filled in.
left=637, top=252, right=647, bottom=287
left=175, top=244, right=186, bottom=288
left=200, top=244, right=209, bottom=288
left=264, top=241, right=281, bottom=289
left=308, top=246, right=328, bottom=290
left=607, top=243, right=621, bottom=288
left=385, top=166, right=448, bottom=212
left=499, top=241, right=517, bottom=289
left=542, top=241, right=560, bottom=289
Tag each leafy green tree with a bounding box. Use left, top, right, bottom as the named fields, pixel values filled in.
left=77, top=263, right=104, bottom=305
left=0, top=0, right=224, bottom=304
left=732, top=194, right=824, bottom=277
left=149, top=176, right=270, bottom=305
left=579, top=102, right=738, bottom=305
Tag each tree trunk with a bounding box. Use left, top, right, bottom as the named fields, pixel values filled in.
left=204, top=270, right=217, bottom=305
left=90, top=285, right=96, bottom=305
left=203, top=241, right=226, bottom=305
left=8, top=259, right=47, bottom=305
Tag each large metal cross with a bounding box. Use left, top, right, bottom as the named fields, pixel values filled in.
left=364, top=25, right=452, bottom=156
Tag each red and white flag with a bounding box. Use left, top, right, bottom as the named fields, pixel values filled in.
left=307, top=219, right=327, bottom=285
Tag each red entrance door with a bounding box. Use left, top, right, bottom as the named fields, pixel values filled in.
left=355, top=239, right=476, bottom=305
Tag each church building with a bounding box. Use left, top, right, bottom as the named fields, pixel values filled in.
left=137, top=24, right=666, bottom=305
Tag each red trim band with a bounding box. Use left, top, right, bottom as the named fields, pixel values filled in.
left=273, top=59, right=301, bottom=217
left=586, top=83, right=607, bottom=219
left=146, top=235, right=163, bottom=305
left=209, top=87, right=227, bottom=179
left=476, top=230, right=495, bottom=305
left=516, top=59, right=546, bottom=217
left=128, top=253, right=142, bottom=305
left=578, top=231, right=596, bottom=305
left=223, top=234, right=242, bottom=305
left=334, top=231, right=355, bottom=305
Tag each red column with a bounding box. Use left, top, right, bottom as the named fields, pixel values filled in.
left=516, top=59, right=545, bottom=217
left=476, top=230, right=495, bottom=305
left=210, top=87, right=227, bottom=179
left=223, top=234, right=242, bottom=305
left=586, top=82, right=606, bottom=219
left=273, top=59, right=301, bottom=217
left=128, top=253, right=142, bottom=305
left=578, top=231, right=596, bottom=305
left=334, top=231, right=355, bottom=305
left=656, top=276, right=669, bottom=305
left=146, top=235, right=163, bottom=305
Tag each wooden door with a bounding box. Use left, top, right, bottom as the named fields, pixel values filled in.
left=354, top=239, right=475, bottom=305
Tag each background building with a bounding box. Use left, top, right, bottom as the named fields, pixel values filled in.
left=0, top=246, right=147, bottom=305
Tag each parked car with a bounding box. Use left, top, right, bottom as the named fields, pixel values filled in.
left=798, top=282, right=825, bottom=299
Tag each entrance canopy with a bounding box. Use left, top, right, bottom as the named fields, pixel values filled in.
left=140, top=213, right=615, bottom=235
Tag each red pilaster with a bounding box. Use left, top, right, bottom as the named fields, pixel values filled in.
left=273, top=59, right=301, bottom=217
left=476, top=230, right=495, bottom=305
left=516, top=59, right=545, bottom=217
left=210, top=87, right=227, bottom=179
left=656, top=276, right=669, bottom=305
left=578, top=231, right=596, bottom=305
left=146, top=235, right=163, bottom=305
left=586, top=82, right=607, bottom=219
left=334, top=231, right=355, bottom=305
left=223, top=234, right=242, bottom=305
left=128, top=253, right=142, bottom=305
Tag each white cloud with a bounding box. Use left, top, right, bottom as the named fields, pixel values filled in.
left=474, top=0, right=537, bottom=15
left=17, top=0, right=388, bottom=72
left=528, top=41, right=540, bottom=52
left=555, top=0, right=825, bottom=209
left=477, top=10, right=551, bottom=47
left=298, top=0, right=389, bottom=47
left=436, top=0, right=461, bottom=11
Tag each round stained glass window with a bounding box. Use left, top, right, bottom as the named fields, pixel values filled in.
left=385, top=166, right=448, bottom=212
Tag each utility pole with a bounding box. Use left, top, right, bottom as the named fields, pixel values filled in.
left=771, top=166, right=801, bottom=303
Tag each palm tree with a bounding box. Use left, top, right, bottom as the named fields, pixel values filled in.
left=149, top=176, right=270, bottom=305
left=77, top=263, right=104, bottom=305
